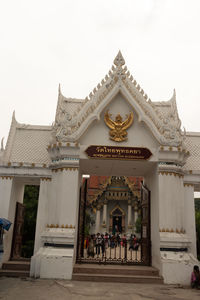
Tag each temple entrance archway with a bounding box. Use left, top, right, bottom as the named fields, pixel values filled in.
left=76, top=157, right=154, bottom=265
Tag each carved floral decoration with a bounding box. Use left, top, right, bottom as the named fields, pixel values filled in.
left=52, top=51, right=184, bottom=146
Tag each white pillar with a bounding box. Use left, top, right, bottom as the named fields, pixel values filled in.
left=133, top=209, right=138, bottom=233
left=31, top=166, right=80, bottom=280
left=95, top=205, right=101, bottom=233
left=184, top=184, right=196, bottom=257
left=128, top=200, right=132, bottom=228
left=0, top=176, right=13, bottom=218
left=159, top=171, right=184, bottom=233
left=102, top=201, right=107, bottom=226
left=134, top=210, right=138, bottom=222
left=33, top=178, right=51, bottom=254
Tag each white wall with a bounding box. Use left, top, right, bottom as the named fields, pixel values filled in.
left=79, top=92, right=159, bottom=154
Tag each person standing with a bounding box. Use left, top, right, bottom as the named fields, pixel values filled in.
left=191, top=265, right=200, bottom=289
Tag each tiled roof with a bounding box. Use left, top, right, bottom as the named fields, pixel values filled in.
left=184, top=133, right=200, bottom=171
left=8, top=126, right=51, bottom=164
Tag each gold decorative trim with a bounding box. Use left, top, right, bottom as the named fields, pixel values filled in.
left=7, top=162, right=11, bottom=166
left=159, top=171, right=184, bottom=178
left=159, top=228, right=185, bottom=233
left=41, top=177, right=52, bottom=182
left=52, top=167, right=79, bottom=172
left=184, top=183, right=194, bottom=187
left=46, top=224, right=75, bottom=229
left=0, top=176, right=13, bottom=180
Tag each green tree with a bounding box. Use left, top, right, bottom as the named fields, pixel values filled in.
left=195, top=198, right=200, bottom=211
left=21, top=185, right=39, bottom=258
left=84, top=210, right=95, bottom=236
left=135, top=216, right=141, bottom=234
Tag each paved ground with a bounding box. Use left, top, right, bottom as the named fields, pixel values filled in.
left=0, top=277, right=200, bottom=300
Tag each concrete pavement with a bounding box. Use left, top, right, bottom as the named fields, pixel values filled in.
left=0, top=277, right=200, bottom=300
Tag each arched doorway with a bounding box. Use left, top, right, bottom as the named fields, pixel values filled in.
left=76, top=175, right=151, bottom=265
left=110, top=205, right=125, bottom=234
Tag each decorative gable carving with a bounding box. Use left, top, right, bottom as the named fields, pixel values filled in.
left=52, top=51, right=184, bottom=146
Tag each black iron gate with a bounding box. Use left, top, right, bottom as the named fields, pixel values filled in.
left=76, top=179, right=151, bottom=265
left=141, top=183, right=151, bottom=265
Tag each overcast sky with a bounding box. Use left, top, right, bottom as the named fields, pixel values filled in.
left=1, top=0, right=200, bottom=145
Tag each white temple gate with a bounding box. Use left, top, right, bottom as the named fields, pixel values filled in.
left=0, top=51, right=200, bottom=284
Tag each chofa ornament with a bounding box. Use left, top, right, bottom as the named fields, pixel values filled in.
left=104, top=110, right=134, bottom=142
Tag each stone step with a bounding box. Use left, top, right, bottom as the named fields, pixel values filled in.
left=0, top=269, right=30, bottom=278
left=72, top=264, right=163, bottom=284
left=2, top=261, right=30, bottom=271
left=73, top=264, right=159, bottom=276
left=72, top=272, right=163, bottom=284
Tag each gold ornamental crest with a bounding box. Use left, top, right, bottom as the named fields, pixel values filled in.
left=104, top=110, right=134, bottom=142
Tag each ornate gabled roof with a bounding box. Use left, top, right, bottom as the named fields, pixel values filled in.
left=2, top=112, right=52, bottom=165
left=52, top=51, right=183, bottom=146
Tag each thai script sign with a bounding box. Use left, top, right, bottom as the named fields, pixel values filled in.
left=85, top=145, right=152, bottom=160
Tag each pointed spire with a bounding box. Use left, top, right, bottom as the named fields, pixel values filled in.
left=58, top=83, right=61, bottom=95
left=173, top=88, right=176, bottom=100
left=114, top=50, right=125, bottom=67
left=12, top=110, right=16, bottom=123
left=1, top=137, right=4, bottom=151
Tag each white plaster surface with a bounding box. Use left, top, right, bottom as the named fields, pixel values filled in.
left=161, top=252, right=200, bottom=284
left=79, top=93, right=159, bottom=157
left=31, top=246, right=74, bottom=279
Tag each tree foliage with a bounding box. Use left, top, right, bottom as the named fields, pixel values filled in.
left=21, top=185, right=39, bottom=258
left=84, top=210, right=95, bottom=236
left=135, top=215, right=141, bottom=234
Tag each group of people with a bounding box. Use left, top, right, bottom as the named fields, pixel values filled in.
left=84, top=233, right=140, bottom=258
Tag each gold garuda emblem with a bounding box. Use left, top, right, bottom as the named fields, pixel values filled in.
left=104, top=110, right=134, bottom=142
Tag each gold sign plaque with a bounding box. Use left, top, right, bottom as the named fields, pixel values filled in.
left=85, top=145, right=152, bottom=160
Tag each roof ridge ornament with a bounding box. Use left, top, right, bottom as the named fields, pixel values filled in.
left=114, top=50, right=125, bottom=67
left=58, top=83, right=61, bottom=95
left=1, top=137, right=4, bottom=151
